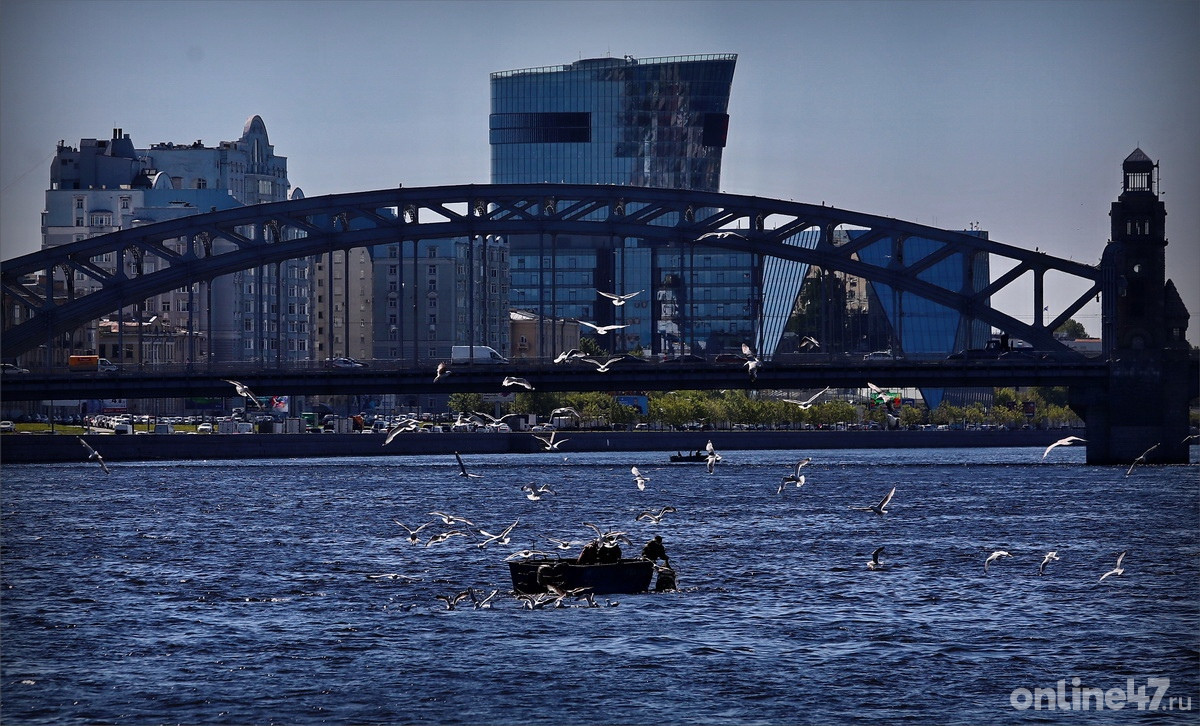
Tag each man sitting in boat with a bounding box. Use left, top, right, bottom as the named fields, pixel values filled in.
left=596, top=540, right=622, bottom=564
left=641, top=535, right=670, bottom=567
left=577, top=540, right=601, bottom=564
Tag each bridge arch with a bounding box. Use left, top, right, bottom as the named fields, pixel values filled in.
left=1, top=183, right=1102, bottom=359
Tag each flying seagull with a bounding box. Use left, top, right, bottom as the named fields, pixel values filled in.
left=521, top=483, right=556, bottom=501
left=476, top=519, right=519, bottom=548
left=697, top=231, right=746, bottom=242
left=867, top=547, right=885, bottom=571
left=597, top=289, right=644, bottom=306
left=631, top=466, right=651, bottom=491
left=533, top=431, right=569, bottom=451
left=984, top=550, right=1011, bottom=573
left=503, top=376, right=534, bottom=390
left=1183, top=434, right=1199, bottom=444
left=578, top=321, right=629, bottom=335
left=436, top=590, right=474, bottom=610
left=704, top=440, right=722, bottom=474
left=77, top=436, right=110, bottom=474
left=222, top=379, right=263, bottom=408
left=429, top=510, right=475, bottom=527
left=393, top=519, right=434, bottom=545
left=434, top=361, right=450, bottom=382
left=583, top=357, right=624, bottom=373
left=553, top=349, right=588, bottom=364
left=1098, top=551, right=1127, bottom=582
left=784, top=387, right=831, bottom=409
left=852, top=486, right=896, bottom=515
left=777, top=474, right=805, bottom=495
left=636, top=506, right=677, bottom=524
left=799, top=336, right=821, bottom=351
left=1039, top=550, right=1060, bottom=576
left=1125, top=443, right=1159, bottom=477
left=452, top=452, right=485, bottom=479
left=383, top=419, right=420, bottom=446
left=744, top=357, right=761, bottom=382
left=425, top=531, right=468, bottom=548
left=1042, top=436, right=1086, bottom=460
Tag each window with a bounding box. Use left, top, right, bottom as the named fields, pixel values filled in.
left=428, top=265, right=437, bottom=276
left=161, top=301, right=171, bottom=312
left=75, top=198, right=84, bottom=209
left=427, top=278, right=437, bottom=291
left=120, top=197, right=130, bottom=210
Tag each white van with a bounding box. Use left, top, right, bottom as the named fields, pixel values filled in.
left=450, top=345, right=508, bottom=364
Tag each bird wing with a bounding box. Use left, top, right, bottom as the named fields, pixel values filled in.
left=578, top=320, right=600, bottom=332
left=454, top=452, right=470, bottom=475
left=1115, top=551, right=1126, bottom=569
left=878, top=486, right=896, bottom=509
left=597, top=290, right=619, bottom=301
left=77, top=437, right=96, bottom=455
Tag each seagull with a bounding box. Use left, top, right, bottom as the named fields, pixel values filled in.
left=532, top=431, right=569, bottom=451
left=521, top=483, right=556, bottom=501
left=705, top=440, right=721, bottom=474
left=1042, top=436, right=1086, bottom=460
left=1183, top=434, right=1199, bottom=444
left=505, top=549, right=555, bottom=561
left=631, top=466, right=651, bottom=490
left=582, top=357, right=624, bottom=373
left=636, top=506, right=677, bottom=524
left=741, top=343, right=756, bottom=358
left=393, top=519, right=434, bottom=545
left=470, top=588, right=500, bottom=609
left=453, top=452, right=484, bottom=479
left=436, top=590, right=473, bottom=610
left=578, top=320, right=629, bottom=335
left=76, top=437, right=110, bottom=474
left=582, top=522, right=630, bottom=545
left=222, top=379, right=263, bottom=408
left=744, top=358, right=761, bottom=382
left=1039, top=551, right=1060, bottom=576
left=429, top=510, right=475, bottom=527
left=867, top=547, right=885, bottom=570
left=597, top=289, right=644, bottom=306
left=799, top=336, right=821, bottom=351
left=552, top=349, right=588, bottom=364
left=366, top=573, right=421, bottom=581
left=1125, top=444, right=1159, bottom=477
left=777, top=473, right=806, bottom=495
left=517, top=593, right=551, bottom=609
left=503, top=376, right=534, bottom=390
left=550, top=407, right=582, bottom=419
left=984, top=550, right=1011, bottom=573
left=697, top=231, right=746, bottom=242
left=425, top=530, right=468, bottom=547
left=1098, top=551, right=1127, bottom=582
left=851, top=486, right=896, bottom=515
left=866, top=382, right=886, bottom=396
left=383, top=419, right=419, bottom=446
left=784, top=387, right=831, bottom=409
left=434, top=361, right=450, bottom=382
left=476, top=519, right=519, bottom=548
left=547, top=537, right=583, bottom=551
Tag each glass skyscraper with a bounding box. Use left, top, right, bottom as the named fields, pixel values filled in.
left=491, top=54, right=747, bottom=357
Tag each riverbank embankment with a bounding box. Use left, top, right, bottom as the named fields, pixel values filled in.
left=0, top=429, right=1072, bottom=464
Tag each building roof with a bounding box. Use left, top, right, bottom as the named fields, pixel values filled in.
left=1124, top=148, right=1152, bottom=164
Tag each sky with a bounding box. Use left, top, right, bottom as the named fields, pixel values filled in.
left=2, top=0, right=1197, bottom=344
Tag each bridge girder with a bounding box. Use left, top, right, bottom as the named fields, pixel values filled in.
left=1, top=183, right=1103, bottom=359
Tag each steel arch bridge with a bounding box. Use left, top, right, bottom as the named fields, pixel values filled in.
left=0, top=183, right=1103, bottom=360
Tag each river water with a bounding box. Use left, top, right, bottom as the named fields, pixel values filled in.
left=2, top=446, right=1197, bottom=724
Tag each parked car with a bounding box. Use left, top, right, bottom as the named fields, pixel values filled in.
left=326, top=357, right=367, bottom=368
left=1, top=363, right=30, bottom=375
left=196, top=423, right=213, bottom=434
left=0, top=421, right=15, bottom=433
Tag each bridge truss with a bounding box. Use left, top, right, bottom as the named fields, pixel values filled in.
left=1, top=183, right=1104, bottom=360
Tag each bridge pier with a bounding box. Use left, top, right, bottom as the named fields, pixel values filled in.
left=1072, top=350, right=1193, bottom=465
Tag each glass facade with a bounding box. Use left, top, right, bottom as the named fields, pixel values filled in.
left=492, top=54, right=750, bottom=357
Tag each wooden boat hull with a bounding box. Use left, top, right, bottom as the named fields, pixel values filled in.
left=508, top=558, right=655, bottom=595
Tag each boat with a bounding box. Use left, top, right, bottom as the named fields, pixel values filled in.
left=670, top=450, right=708, bottom=463
left=508, top=557, right=655, bottom=595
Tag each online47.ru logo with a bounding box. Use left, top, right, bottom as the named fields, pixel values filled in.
left=1010, top=677, right=1192, bottom=711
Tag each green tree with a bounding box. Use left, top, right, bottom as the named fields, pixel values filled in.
left=1055, top=318, right=1089, bottom=339
left=899, top=405, right=925, bottom=428
left=447, top=393, right=483, bottom=416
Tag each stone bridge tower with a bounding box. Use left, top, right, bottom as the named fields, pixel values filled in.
left=1077, top=149, right=1192, bottom=464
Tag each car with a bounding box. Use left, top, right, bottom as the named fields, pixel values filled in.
left=1, top=363, right=30, bottom=375
left=0, top=421, right=15, bottom=433
left=663, top=354, right=707, bottom=364
left=196, top=423, right=213, bottom=434
left=326, top=357, right=367, bottom=368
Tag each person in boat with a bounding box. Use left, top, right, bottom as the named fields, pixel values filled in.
left=577, top=540, right=601, bottom=565
left=641, top=535, right=670, bottom=567
left=596, top=540, right=622, bottom=564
